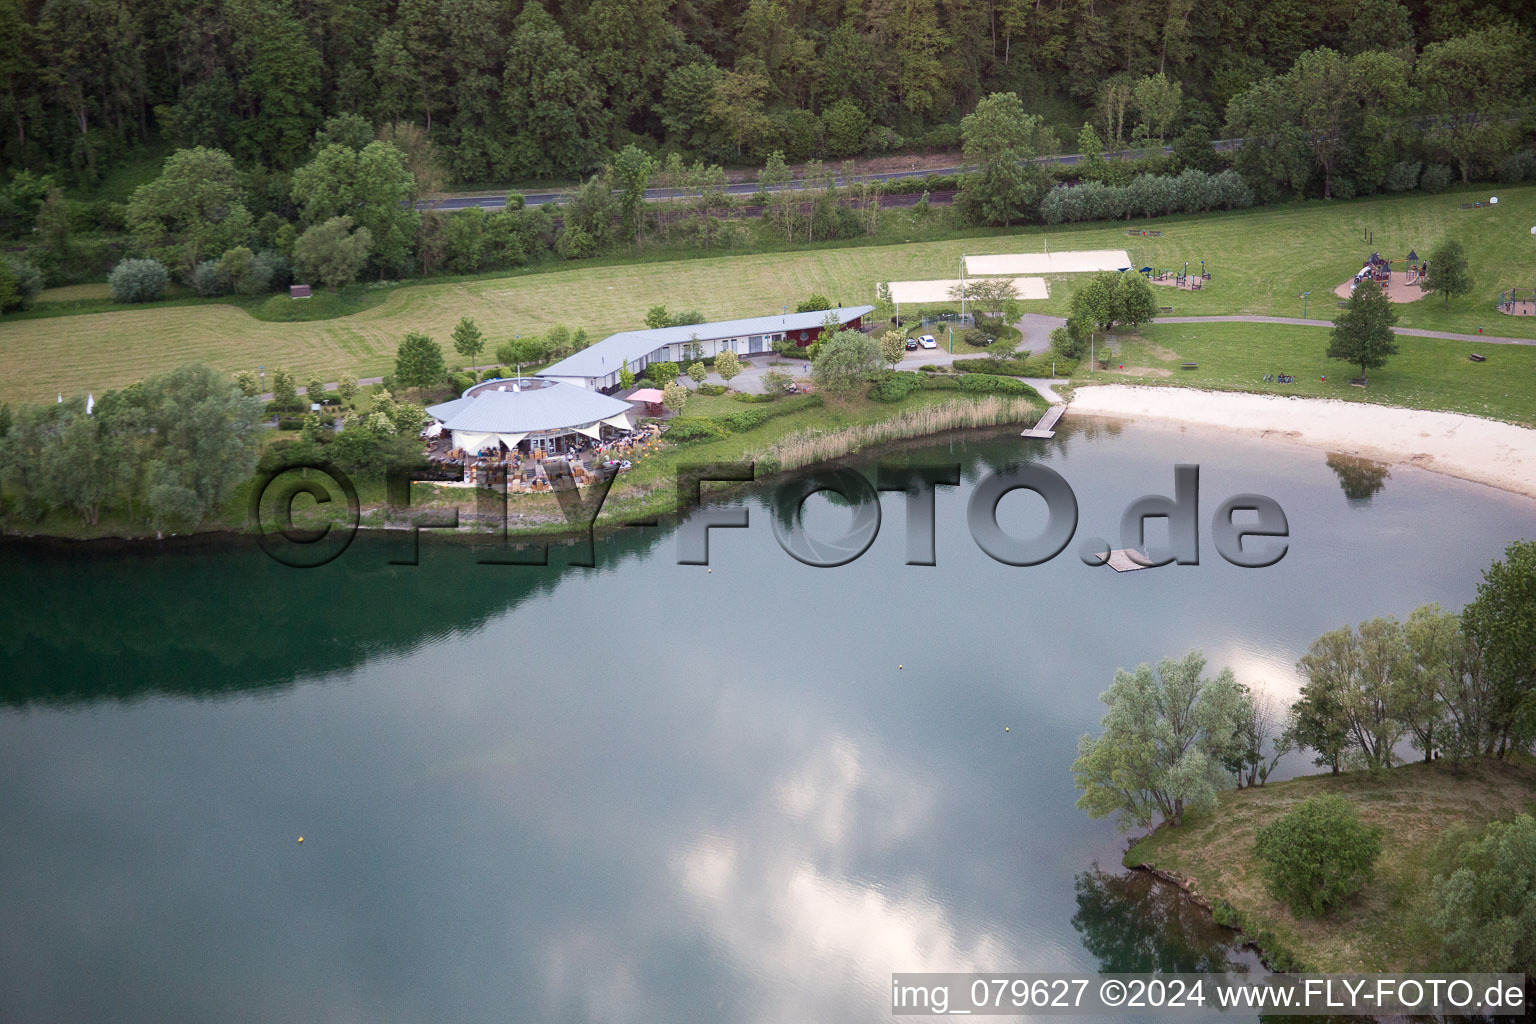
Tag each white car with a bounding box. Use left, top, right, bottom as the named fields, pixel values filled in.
left=918, top=334, right=937, bottom=350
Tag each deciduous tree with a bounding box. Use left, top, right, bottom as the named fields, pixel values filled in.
left=1425, top=239, right=1472, bottom=309
left=811, top=329, right=881, bottom=394
left=1328, top=278, right=1398, bottom=379
left=127, top=147, right=254, bottom=279
left=1072, top=650, right=1248, bottom=829
left=294, top=216, right=372, bottom=291
left=394, top=332, right=447, bottom=391
left=714, top=349, right=742, bottom=383
left=452, top=317, right=485, bottom=370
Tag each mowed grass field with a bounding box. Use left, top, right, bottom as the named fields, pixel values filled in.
left=1100, top=321, right=1536, bottom=425
left=2, top=184, right=1534, bottom=405
left=1125, top=758, right=1536, bottom=972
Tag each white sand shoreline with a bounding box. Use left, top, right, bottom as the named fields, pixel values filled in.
left=1066, top=385, right=1536, bottom=502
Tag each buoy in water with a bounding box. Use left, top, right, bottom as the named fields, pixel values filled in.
left=297, top=837, right=304, bottom=843
left=1005, top=727, right=1010, bottom=732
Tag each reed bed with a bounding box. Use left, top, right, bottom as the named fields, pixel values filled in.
left=752, top=396, right=1042, bottom=473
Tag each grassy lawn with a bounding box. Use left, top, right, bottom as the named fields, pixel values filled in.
left=1124, top=758, right=1536, bottom=972
left=2, top=183, right=1533, bottom=406
left=1096, top=321, right=1536, bottom=425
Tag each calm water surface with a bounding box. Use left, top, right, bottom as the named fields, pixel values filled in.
left=2, top=419, right=1532, bottom=1023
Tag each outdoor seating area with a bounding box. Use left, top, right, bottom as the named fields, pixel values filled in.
left=425, top=422, right=662, bottom=490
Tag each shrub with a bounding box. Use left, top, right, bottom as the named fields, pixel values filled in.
left=555, top=225, right=598, bottom=260
left=868, top=370, right=925, bottom=402
left=1420, top=163, right=1453, bottom=194
left=1329, top=176, right=1357, bottom=201
left=918, top=374, right=961, bottom=390
left=1253, top=794, right=1382, bottom=917
left=89, top=200, right=128, bottom=232
left=697, top=383, right=727, bottom=396
left=1429, top=814, right=1536, bottom=973
left=248, top=249, right=290, bottom=294
left=663, top=417, right=729, bottom=442
left=957, top=373, right=1029, bottom=394
left=0, top=255, right=44, bottom=312
left=717, top=409, right=767, bottom=431
left=449, top=371, right=474, bottom=394
left=953, top=356, right=1032, bottom=375
left=1383, top=160, right=1422, bottom=193
left=1496, top=150, right=1536, bottom=184
left=108, top=258, right=168, bottom=303
left=191, top=259, right=231, bottom=297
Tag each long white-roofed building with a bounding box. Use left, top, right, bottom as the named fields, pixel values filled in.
left=538, top=305, right=875, bottom=391
left=426, top=378, right=636, bottom=455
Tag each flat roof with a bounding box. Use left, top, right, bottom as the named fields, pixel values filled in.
left=426, top=381, right=632, bottom=433
left=540, top=306, right=874, bottom=380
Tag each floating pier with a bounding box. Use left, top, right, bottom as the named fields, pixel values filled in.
left=1104, top=548, right=1155, bottom=572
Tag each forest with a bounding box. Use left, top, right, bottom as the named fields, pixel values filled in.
left=3, top=0, right=1534, bottom=187
left=0, top=0, right=1534, bottom=305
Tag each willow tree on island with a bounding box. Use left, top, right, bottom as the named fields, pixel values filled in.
left=1072, top=650, right=1250, bottom=829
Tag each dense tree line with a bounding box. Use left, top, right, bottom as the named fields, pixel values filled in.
left=2, top=0, right=1533, bottom=190
left=0, top=364, right=264, bottom=531
left=1073, top=542, right=1536, bottom=836
left=1288, top=542, right=1536, bottom=774
left=1, top=3, right=1532, bottom=303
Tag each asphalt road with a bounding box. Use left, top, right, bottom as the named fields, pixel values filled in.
left=414, top=141, right=1245, bottom=211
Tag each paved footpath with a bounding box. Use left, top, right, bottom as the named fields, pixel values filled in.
left=1158, top=314, right=1536, bottom=346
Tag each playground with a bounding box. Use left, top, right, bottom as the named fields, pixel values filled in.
left=1333, top=250, right=1427, bottom=303
left=1142, top=261, right=1211, bottom=291
left=1499, top=288, right=1535, bottom=316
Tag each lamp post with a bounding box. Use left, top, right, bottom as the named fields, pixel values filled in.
left=1301, top=291, right=1310, bottom=318
left=959, top=253, right=966, bottom=321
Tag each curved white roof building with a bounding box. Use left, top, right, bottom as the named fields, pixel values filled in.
left=426, top=379, right=633, bottom=454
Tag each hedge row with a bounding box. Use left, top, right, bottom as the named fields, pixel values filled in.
left=1040, top=168, right=1254, bottom=224
left=665, top=395, right=823, bottom=442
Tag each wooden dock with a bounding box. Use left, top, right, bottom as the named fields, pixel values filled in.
left=1020, top=404, right=1065, bottom=438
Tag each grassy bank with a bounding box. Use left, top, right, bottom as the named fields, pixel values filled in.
left=1124, top=758, right=1536, bottom=972
left=1097, top=321, right=1536, bottom=426
left=3, top=184, right=1534, bottom=406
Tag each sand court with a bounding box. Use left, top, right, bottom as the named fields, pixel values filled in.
left=1332, top=277, right=1425, bottom=303
left=887, top=277, right=1049, bottom=303
left=965, top=250, right=1131, bottom=275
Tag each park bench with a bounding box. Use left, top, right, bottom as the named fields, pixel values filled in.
left=1180, top=361, right=1199, bottom=370
left=1350, top=377, right=1368, bottom=388
left=1159, top=305, right=1174, bottom=312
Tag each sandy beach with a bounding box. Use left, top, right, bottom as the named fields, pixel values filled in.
left=1067, top=385, right=1536, bottom=501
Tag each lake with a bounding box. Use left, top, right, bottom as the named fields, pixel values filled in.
left=2, top=417, right=1532, bottom=1023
